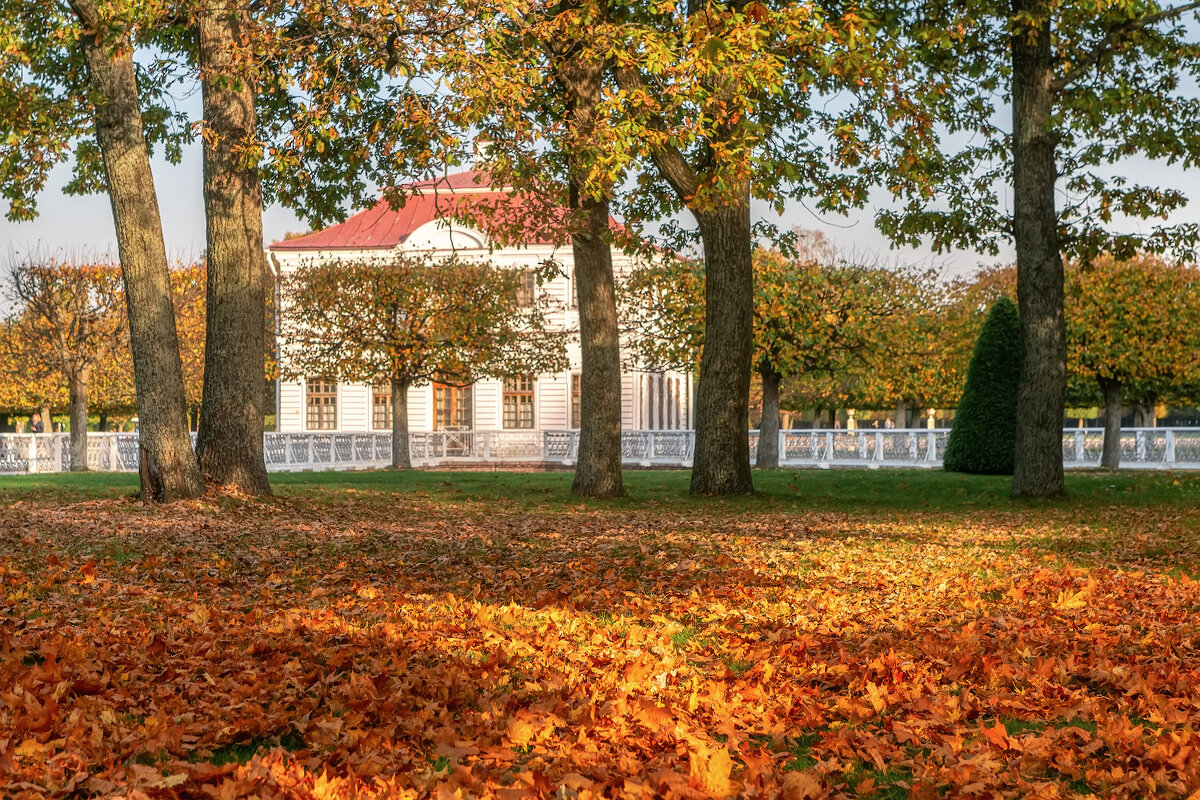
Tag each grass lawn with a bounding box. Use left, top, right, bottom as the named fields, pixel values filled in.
left=3, top=468, right=1200, bottom=798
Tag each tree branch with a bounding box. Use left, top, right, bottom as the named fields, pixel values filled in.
left=612, top=64, right=701, bottom=201
left=1052, top=2, right=1200, bottom=92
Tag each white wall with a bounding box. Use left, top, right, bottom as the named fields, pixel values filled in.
left=272, top=220, right=691, bottom=433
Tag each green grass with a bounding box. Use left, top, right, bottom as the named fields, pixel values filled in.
left=784, top=732, right=822, bottom=771
left=206, top=732, right=304, bottom=766
left=3, top=467, right=1199, bottom=515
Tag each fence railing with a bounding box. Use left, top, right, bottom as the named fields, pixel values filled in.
left=2, top=428, right=1198, bottom=475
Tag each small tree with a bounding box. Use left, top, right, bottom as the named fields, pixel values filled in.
left=1067, top=255, right=1200, bottom=468
left=0, top=321, right=67, bottom=428
left=282, top=256, right=568, bottom=469
left=92, top=263, right=209, bottom=429
left=943, top=297, right=1021, bottom=475
left=6, top=260, right=127, bottom=470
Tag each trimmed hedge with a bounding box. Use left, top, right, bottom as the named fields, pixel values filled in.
left=943, top=296, right=1020, bottom=475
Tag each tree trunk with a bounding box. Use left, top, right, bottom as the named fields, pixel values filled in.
left=67, top=368, right=90, bottom=471
left=391, top=378, right=411, bottom=470
left=194, top=1, right=272, bottom=496
left=553, top=27, right=623, bottom=498
left=1099, top=376, right=1122, bottom=469
left=1010, top=0, right=1067, bottom=499
left=69, top=0, right=204, bottom=502
left=755, top=365, right=781, bottom=469
left=1133, top=395, right=1156, bottom=427
left=895, top=399, right=908, bottom=429
left=691, top=200, right=755, bottom=495
left=189, top=405, right=200, bottom=432
left=569, top=185, right=624, bottom=498
left=98, top=411, right=108, bottom=432
left=39, top=403, right=50, bottom=433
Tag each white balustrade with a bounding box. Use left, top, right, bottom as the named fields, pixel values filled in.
left=1, top=428, right=1198, bottom=475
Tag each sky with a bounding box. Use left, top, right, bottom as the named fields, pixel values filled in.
left=1, top=131, right=1198, bottom=281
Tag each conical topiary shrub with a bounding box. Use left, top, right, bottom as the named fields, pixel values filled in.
left=943, top=296, right=1021, bottom=474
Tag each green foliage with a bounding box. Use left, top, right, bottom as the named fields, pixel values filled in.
left=608, top=1, right=949, bottom=253
left=883, top=2, right=1200, bottom=261
left=0, top=1, right=191, bottom=221
left=943, top=297, right=1020, bottom=475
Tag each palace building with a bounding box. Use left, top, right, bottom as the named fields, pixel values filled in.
left=269, top=169, right=692, bottom=437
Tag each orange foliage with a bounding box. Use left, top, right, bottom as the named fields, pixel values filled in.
left=3, top=496, right=1200, bottom=799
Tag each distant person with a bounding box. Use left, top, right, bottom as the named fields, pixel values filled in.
left=30, top=413, right=43, bottom=434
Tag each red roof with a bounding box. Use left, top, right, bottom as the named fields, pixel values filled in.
left=270, top=171, right=571, bottom=251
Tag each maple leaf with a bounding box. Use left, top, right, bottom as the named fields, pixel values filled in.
left=1052, top=580, right=1095, bottom=612
left=689, top=746, right=734, bottom=796
left=782, top=770, right=823, bottom=800
left=981, top=721, right=1014, bottom=751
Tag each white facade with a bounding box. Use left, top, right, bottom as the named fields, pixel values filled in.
left=270, top=181, right=692, bottom=436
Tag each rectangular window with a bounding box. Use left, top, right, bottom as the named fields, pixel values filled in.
left=570, top=373, right=582, bottom=429
left=306, top=377, right=337, bottom=430
left=371, top=384, right=392, bottom=430
left=515, top=269, right=536, bottom=307
left=433, top=382, right=472, bottom=430
left=503, top=376, right=535, bottom=429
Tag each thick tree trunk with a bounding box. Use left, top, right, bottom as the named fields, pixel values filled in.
left=391, top=378, right=411, bottom=470
left=569, top=185, right=624, bottom=498
left=755, top=365, right=781, bottom=469
left=1010, top=0, right=1067, bottom=499
left=691, top=200, right=755, bottom=495
left=555, top=29, right=623, bottom=499
left=194, top=1, right=272, bottom=496
left=69, top=0, right=204, bottom=502
left=68, top=368, right=90, bottom=471
left=1099, top=376, right=1122, bottom=469
left=39, top=403, right=50, bottom=433
left=895, top=399, right=908, bottom=429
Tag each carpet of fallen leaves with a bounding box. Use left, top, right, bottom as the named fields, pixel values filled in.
left=3, top=489, right=1200, bottom=800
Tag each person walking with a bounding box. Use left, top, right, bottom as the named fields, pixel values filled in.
left=30, top=413, right=44, bottom=434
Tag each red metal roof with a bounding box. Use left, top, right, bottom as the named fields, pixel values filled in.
left=270, top=171, right=571, bottom=251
